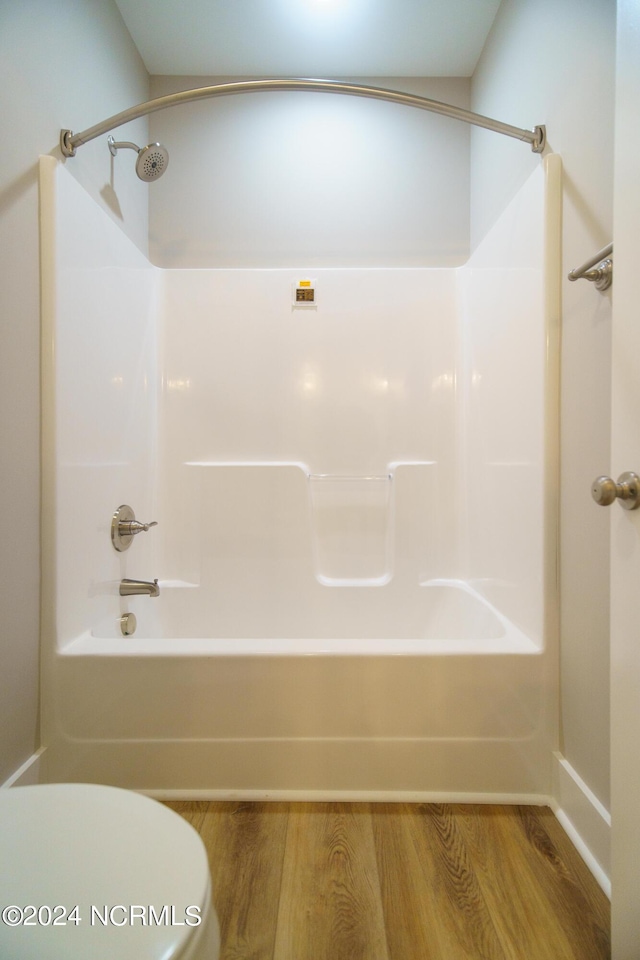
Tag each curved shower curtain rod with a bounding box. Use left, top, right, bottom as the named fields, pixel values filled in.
left=60, top=78, right=546, bottom=157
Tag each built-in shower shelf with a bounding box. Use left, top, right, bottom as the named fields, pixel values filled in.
left=184, top=460, right=309, bottom=469
left=184, top=460, right=436, bottom=472
left=179, top=460, right=440, bottom=588
left=157, top=579, right=199, bottom=589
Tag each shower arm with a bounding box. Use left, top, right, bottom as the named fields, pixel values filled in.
left=60, top=78, right=546, bottom=157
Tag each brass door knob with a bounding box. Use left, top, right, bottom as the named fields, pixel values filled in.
left=591, top=472, right=640, bottom=510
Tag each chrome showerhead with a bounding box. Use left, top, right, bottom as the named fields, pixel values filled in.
left=107, top=136, right=169, bottom=182
left=135, top=142, right=169, bottom=181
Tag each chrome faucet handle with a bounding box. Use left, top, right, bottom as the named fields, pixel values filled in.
left=124, top=520, right=158, bottom=534
left=111, top=505, right=158, bottom=552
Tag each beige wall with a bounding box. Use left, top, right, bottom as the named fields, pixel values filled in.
left=148, top=75, right=471, bottom=268
left=471, top=0, right=616, bottom=810
left=0, top=0, right=149, bottom=784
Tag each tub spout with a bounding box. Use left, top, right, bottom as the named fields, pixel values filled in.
left=119, top=578, right=160, bottom=597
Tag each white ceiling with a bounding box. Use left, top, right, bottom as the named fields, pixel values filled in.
left=114, top=0, right=502, bottom=77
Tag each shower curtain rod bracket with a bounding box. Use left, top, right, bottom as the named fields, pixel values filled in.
left=59, top=79, right=547, bottom=158
left=60, top=129, right=76, bottom=158
left=531, top=125, right=546, bottom=153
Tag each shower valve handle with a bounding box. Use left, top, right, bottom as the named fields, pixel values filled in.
left=119, top=519, right=158, bottom=536
left=111, top=505, right=158, bottom=551
left=591, top=472, right=640, bottom=510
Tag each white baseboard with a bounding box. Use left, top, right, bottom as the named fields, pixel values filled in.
left=4, top=748, right=610, bottom=899
left=144, top=788, right=552, bottom=805
left=552, top=751, right=611, bottom=897
left=0, top=748, right=46, bottom=789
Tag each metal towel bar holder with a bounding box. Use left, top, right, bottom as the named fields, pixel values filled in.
left=568, top=242, right=613, bottom=291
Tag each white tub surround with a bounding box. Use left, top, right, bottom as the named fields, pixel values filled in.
left=40, top=154, right=560, bottom=798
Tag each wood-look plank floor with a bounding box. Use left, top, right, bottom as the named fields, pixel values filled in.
left=164, top=801, right=610, bottom=960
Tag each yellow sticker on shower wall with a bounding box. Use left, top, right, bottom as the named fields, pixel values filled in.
left=292, top=279, right=317, bottom=307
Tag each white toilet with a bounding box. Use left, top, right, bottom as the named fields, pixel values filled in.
left=0, top=783, right=220, bottom=959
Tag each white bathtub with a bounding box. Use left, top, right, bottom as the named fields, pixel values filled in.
left=48, top=579, right=551, bottom=800
left=69, top=580, right=538, bottom=656
left=40, top=154, right=561, bottom=801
